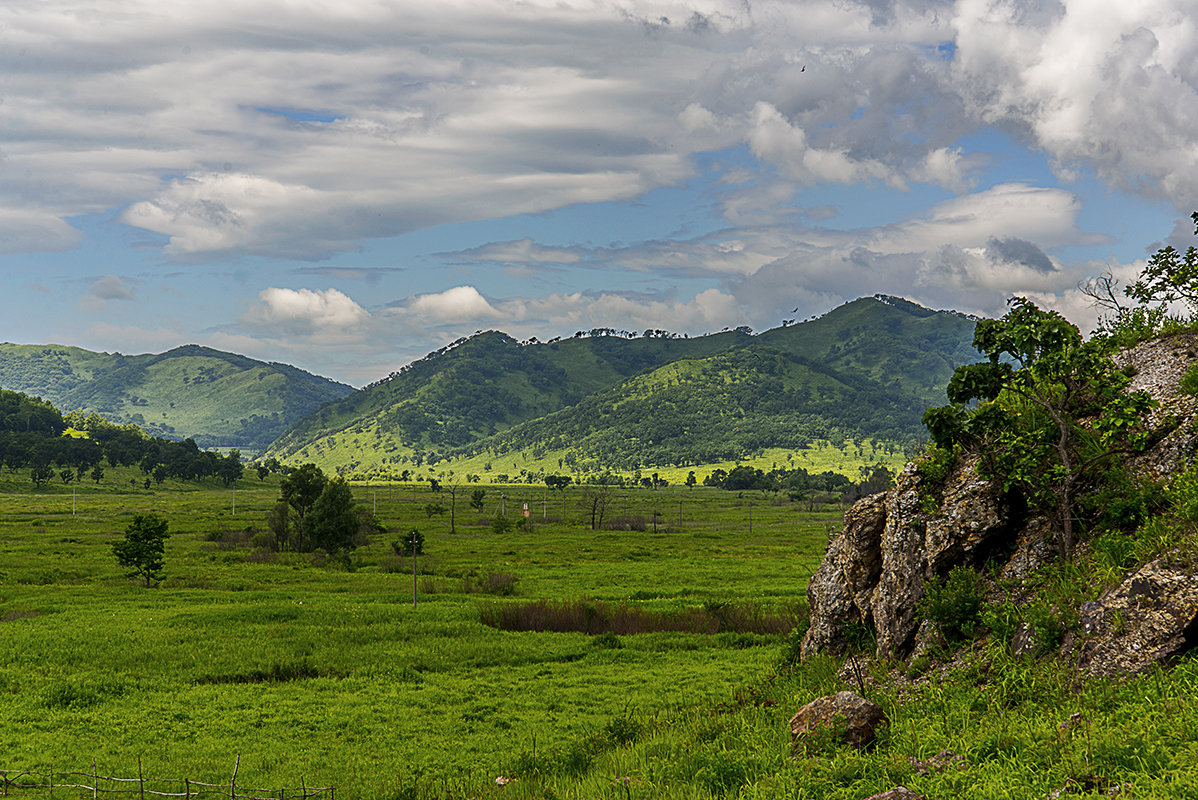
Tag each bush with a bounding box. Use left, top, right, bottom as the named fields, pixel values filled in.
left=918, top=565, right=984, bottom=644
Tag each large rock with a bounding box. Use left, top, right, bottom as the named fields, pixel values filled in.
left=789, top=690, right=887, bottom=752
left=861, top=789, right=925, bottom=800
left=800, top=492, right=887, bottom=659
left=1076, top=555, right=1198, bottom=676
left=804, top=453, right=1016, bottom=659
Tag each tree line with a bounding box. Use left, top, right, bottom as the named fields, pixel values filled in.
left=0, top=390, right=245, bottom=487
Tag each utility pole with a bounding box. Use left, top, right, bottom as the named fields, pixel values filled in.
left=232, top=487, right=235, bottom=516
left=412, top=529, right=419, bottom=611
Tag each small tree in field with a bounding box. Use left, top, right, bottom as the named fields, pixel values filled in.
left=113, top=513, right=170, bottom=587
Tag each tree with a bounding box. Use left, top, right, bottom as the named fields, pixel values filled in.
left=469, top=489, right=487, bottom=512
left=113, top=513, right=170, bottom=587
left=394, top=528, right=424, bottom=556
left=1125, top=211, right=1198, bottom=313
left=280, top=463, right=327, bottom=550
left=923, top=297, right=1154, bottom=559
left=545, top=475, right=571, bottom=491
left=305, top=476, right=360, bottom=553
left=30, top=463, right=52, bottom=487
left=218, top=449, right=243, bottom=486
left=582, top=485, right=613, bottom=531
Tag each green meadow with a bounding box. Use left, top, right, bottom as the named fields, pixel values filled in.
left=0, top=469, right=832, bottom=798
left=6, top=467, right=1198, bottom=799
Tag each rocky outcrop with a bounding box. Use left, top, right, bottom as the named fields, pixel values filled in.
left=803, top=452, right=1017, bottom=660
left=789, top=690, right=887, bottom=752
left=802, top=331, right=1198, bottom=668
left=1076, top=555, right=1198, bottom=675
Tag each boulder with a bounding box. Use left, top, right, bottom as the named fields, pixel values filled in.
left=861, top=789, right=925, bottom=800
left=789, top=690, right=887, bottom=752
left=1076, top=555, right=1198, bottom=676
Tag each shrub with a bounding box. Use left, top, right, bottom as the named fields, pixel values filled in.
left=1181, top=364, right=1198, bottom=396
left=918, top=565, right=985, bottom=644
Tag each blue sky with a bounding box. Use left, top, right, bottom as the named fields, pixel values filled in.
left=2, top=0, right=1197, bottom=385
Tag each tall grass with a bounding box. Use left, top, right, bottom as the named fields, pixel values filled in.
left=478, top=598, right=807, bottom=636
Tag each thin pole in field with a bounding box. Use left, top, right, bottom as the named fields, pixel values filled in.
left=72, top=488, right=76, bottom=516
left=412, top=529, right=419, bottom=611
left=232, top=488, right=236, bottom=516
left=231, top=755, right=240, bottom=800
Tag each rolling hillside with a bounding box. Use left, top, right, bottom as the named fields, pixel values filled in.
left=263, top=295, right=980, bottom=477
left=0, top=343, right=353, bottom=450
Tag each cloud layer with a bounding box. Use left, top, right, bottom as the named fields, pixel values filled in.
left=6, top=0, right=1198, bottom=381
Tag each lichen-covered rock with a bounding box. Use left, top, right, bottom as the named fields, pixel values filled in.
left=1114, top=333, right=1198, bottom=478
left=789, top=690, right=887, bottom=752
left=805, top=453, right=1016, bottom=660
left=861, top=788, right=925, bottom=800
left=800, top=492, right=887, bottom=659
left=801, top=331, right=1198, bottom=670
left=1076, top=555, right=1198, bottom=676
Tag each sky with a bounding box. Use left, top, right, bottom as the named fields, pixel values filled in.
left=3, top=0, right=1198, bottom=386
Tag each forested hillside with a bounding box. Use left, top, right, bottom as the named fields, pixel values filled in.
left=0, top=343, right=353, bottom=450
left=263, top=295, right=979, bottom=476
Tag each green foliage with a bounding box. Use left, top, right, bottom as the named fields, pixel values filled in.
left=1181, top=364, right=1198, bottom=396
left=305, top=477, right=360, bottom=553
left=468, top=488, right=486, bottom=511
left=112, top=512, right=170, bottom=587
left=914, top=444, right=959, bottom=512
left=392, top=528, right=424, bottom=556
left=924, top=297, right=1155, bottom=558
left=918, top=565, right=985, bottom=644
left=1125, top=212, right=1198, bottom=313
left=490, top=515, right=514, bottom=534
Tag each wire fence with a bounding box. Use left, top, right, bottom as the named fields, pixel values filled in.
left=0, top=758, right=333, bottom=800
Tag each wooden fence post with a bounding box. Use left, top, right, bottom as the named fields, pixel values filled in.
left=49, top=763, right=53, bottom=800
left=185, top=779, right=190, bottom=800
left=231, top=755, right=240, bottom=800
left=139, top=757, right=145, bottom=800
left=92, top=758, right=98, bottom=800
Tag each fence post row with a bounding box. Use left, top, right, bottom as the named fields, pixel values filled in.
left=0, top=765, right=333, bottom=799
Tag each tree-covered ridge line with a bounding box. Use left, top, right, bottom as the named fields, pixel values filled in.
left=264, top=295, right=979, bottom=475
left=0, top=342, right=353, bottom=450
left=0, top=389, right=249, bottom=488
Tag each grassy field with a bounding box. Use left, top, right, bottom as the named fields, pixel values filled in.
left=7, top=467, right=1198, bottom=799
left=0, top=468, right=832, bottom=799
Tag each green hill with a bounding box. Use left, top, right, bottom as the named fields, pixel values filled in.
left=0, top=343, right=353, bottom=450
left=263, top=295, right=980, bottom=477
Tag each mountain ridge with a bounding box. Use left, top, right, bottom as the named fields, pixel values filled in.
left=263, top=295, right=981, bottom=476
left=0, top=342, right=354, bottom=450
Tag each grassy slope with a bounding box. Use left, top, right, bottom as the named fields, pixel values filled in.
left=264, top=297, right=973, bottom=478
left=0, top=343, right=353, bottom=450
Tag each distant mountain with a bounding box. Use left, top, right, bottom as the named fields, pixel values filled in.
left=0, top=343, right=353, bottom=450
left=262, top=295, right=981, bottom=475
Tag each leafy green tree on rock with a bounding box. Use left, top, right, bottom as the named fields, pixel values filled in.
left=113, top=513, right=170, bottom=587
left=923, top=297, right=1154, bottom=560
